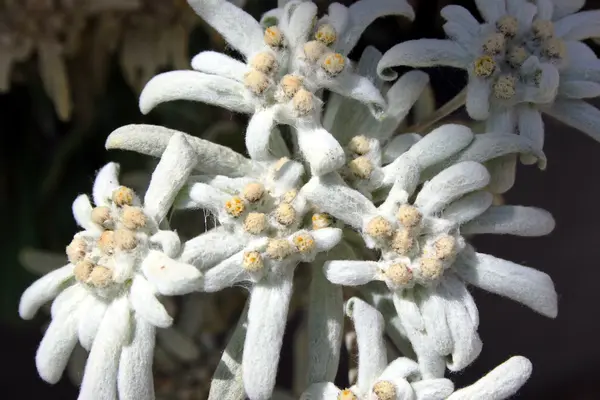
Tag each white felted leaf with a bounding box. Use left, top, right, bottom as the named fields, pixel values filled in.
left=552, top=0, right=585, bottom=20
left=303, top=174, right=376, bottom=229
left=117, top=317, right=156, bottom=400
left=466, top=78, right=491, bottom=120
left=300, top=382, right=341, bottom=400
left=296, top=127, right=346, bottom=176
left=462, top=206, right=555, bottom=237
left=312, top=228, right=343, bottom=253
left=72, top=194, right=95, bottom=231
left=474, top=0, right=505, bottom=22
left=191, top=51, right=247, bottom=82
left=156, top=327, right=200, bottom=362
left=150, top=231, right=181, bottom=259
left=141, top=250, right=202, bottom=296
left=443, top=273, right=479, bottom=328
left=456, top=250, right=558, bottom=318
left=378, top=357, right=420, bottom=381
left=413, top=378, right=455, bottom=400
left=19, top=264, right=73, bottom=320
left=381, top=153, right=421, bottom=190
left=378, top=39, right=469, bottom=81
left=177, top=182, right=230, bottom=213
left=271, top=159, right=305, bottom=195
left=78, top=295, right=107, bottom=351
left=19, top=247, right=67, bottom=276
left=79, top=296, right=131, bottom=400
left=554, top=10, right=600, bottom=41
left=144, top=133, right=197, bottom=222
left=441, top=191, right=493, bottom=225
left=129, top=275, right=173, bottom=328
left=546, top=99, right=600, bottom=143
left=139, top=71, right=252, bottom=115
left=406, top=124, right=474, bottom=169
left=345, top=297, right=387, bottom=395
left=106, top=124, right=260, bottom=177
left=286, top=1, right=318, bottom=48
left=202, top=250, right=253, bottom=292
left=415, top=162, right=490, bottom=214
left=93, top=162, right=120, bottom=207
left=187, top=0, right=265, bottom=57
left=558, top=80, right=600, bottom=99
left=51, top=284, right=87, bottom=319
left=180, top=226, right=249, bottom=270
left=324, top=260, right=380, bottom=286
left=441, top=5, right=479, bottom=33
left=246, top=108, right=278, bottom=162
left=382, top=133, right=422, bottom=163
left=243, top=272, right=294, bottom=400
left=319, top=71, right=386, bottom=115
left=420, top=291, right=453, bottom=356
left=447, top=356, right=532, bottom=400
left=356, top=46, right=383, bottom=90
left=485, top=154, right=517, bottom=194
left=536, top=0, right=554, bottom=20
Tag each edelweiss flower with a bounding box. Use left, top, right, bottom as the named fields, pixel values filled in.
left=377, top=0, right=600, bottom=156
left=19, top=134, right=202, bottom=399
left=304, top=160, right=557, bottom=377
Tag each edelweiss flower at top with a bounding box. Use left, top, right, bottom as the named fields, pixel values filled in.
left=304, top=160, right=557, bottom=378
left=138, top=0, right=414, bottom=176
left=19, top=134, right=202, bottom=400
left=377, top=0, right=600, bottom=157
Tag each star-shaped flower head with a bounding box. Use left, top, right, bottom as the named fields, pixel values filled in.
left=304, top=159, right=557, bottom=378
left=19, top=133, right=202, bottom=400
left=377, top=0, right=600, bottom=157
left=139, top=0, right=414, bottom=176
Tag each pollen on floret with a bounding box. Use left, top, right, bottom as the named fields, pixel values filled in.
left=396, top=204, right=422, bottom=227
left=274, top=157, right=290, bottom=172
left=292, top=232, right=315, bottom=253
left=315, top=24, right=336, bottom=45
left=264, top=26, right=284, bottom=48
left=74, top=260, right=94, bottom=282
left=473, top=55, right=496, bottom=78
left=348, top=156, right=373, bottom=179
left=243, top=250, right=264, bottom=272
left=312, top=213, right=333, bottom=230
left=507, top=46, right=528, bottom=67
left=347, top=135, right=370, bottom=155
left=372, top=380, right=397, bottom=400
left=292, top=88, right=314, bottom=115
left=279, top=74, right=303, bottom=99
left=98, top=230, right=116, bottom=254
left=225, top=196, right=245, bottom=218
left=542, top=37, right=566, bottom=59
left=531, top=19, right=554, bottom=40
left=122, top=206, right=147, bottom=229
left=91, top=206, right=112, bottom=228
left=282, top=189, right=298, bottom=204
left=433, top=234, right=457, bottom=260
left=89, top=265, right=113, bottom=288
left=366, top=216, right=393, bottom=239
left=112, top=186, right=134, bottom=207
left=493, top=75, right=517, bottom=100
left=275, top=203, right=296, bottom=226
left=266, top=238, right=293, bottom=260
left=244, top=70, right=271, bottom=95
left=242, top=182, right=265, bottom=203
left=303, top=40, right=328, bottom=63
left=496, top=15, right=518, bottom=37
left=66, top=237, right=87, bottom=263
left=391, top=229, right=414, bottom=255
left=249, top=52, right=278, bottom=75
left=337, top=389, right=358, bottom=400
left=321, top=53, right=345, bottom=76
left=114, top=228, right=137, bottom=250
left=419, top=257, right=444, bottom=280
left=385, top=263, right=412, bottom=286
left=243, top=212, right=267, bottom=235
left=482, top=33, right=505, bottom=56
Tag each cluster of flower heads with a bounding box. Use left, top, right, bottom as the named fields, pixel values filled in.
left=20, top=0, right=596, bottom=399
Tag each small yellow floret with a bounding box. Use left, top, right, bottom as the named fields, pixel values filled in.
left=66, top=237, right=87, bottom=263
left=482, top=33, right=505, bottom=55
left=275, top=203, right=296, bottom=226
left=89, top=265, right=113, bottom=288
left=315, top=24, right=337, bottom=45
left=266, top=238, right=293, bottom=260
left=496, top=15, right=519, bottom=37
left=507, top=46, right=528, bottom=67
left=372, top=380, right=397, bottom=400
left=347, top=135, right=370, bottom=155
left=348, top=156, right=373, bottom=179
left=279, top=74, right=303, bottom=99
left=312, top=213, right=333, bottom=230
left=225, top=196, right=245, bottom=218
left=474, top=55, right=496, bottom=78
left=391, top=229, right=414, bottom=255
left=98, top=230, right=116, bottom=254
left=282, top=189, right=298, bottom=204
left=419, top=257, right=444, bottom=280
left=531, top=19, right=554, bottom=40
left=74, top=260, right=94, bottom=282
left=303, top=40, right=328, bottom=62
left=321, top=53, right=345, bottom=76
left=112, top=186, right=134, bottom=207
left=244, top=70, right=270, bottom=95
left=91, top=206, right=112, bottom=228
left=249, top=52, right=278, bottom=75
left=243, top=251, right=264, bottom=272
left=493, top=75, right=517, bottom=100
left=114, top=228, right=137, bottom=250
left=433, top=235, right=457, bottom=260
left=121, top=206, right=147, bottom=229
left=396, top=204, right=422, bottom=227
left=337, top=389, right=357, bottom=400
left=542, top=37, right=566, bottom=59
left=264, top=26, right=284, bottom=47
left=365, top=216, right=393, bottom=239
left=242, top=182, right=265, bottom=203
left=292, top=88, right=314, bottom=115
left=243, top=212, right=267, bottom=235
left=385, top=263, right=412, bottom=286
left=292, top=232, right=315, bottom=253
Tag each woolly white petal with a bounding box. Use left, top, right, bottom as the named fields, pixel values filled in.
left=272, top=159, right=305, bottom=195
left=72, top=194, right=95, bottom=231
left=346, top=297, right=387, bottom=395
left=486, top=154, right=517, bottom=194
left=457, top=251, right=558, bottom=318
left=381, top=154, right=420, bottom=195
left=144, top=133, right=197, bottom=222
left=51, top=284, right=87, bottom=319
left=420, top=291, right=453, bottom=356
left=546, top=99, right=600, bottom=143
left=19, top=264, right=73, bottom=320
left=462, top=206, right=555, bottom=236
left=297, top=127, right=345, bottom=176
left=554, top=10, right=600, bottom=41
left=378, top=357, right=420, bottom=381
left=180, top=226, right=248, bottom=270
left=413, top=379, right=455, bottom=400
left=142, top=250, right=201, bottom=296
left=286, top=2, right=318, bottom=48
left=486, top=109, right=515, bottom=134
left=246, top=108, right=278, bottom=162
left=139, top=71, right=252, bottom=115
left=320, top=72, right=386, bottom=115
left=93, top=162, right=120, bottom=207
left=78, top=295, right=107, bottom=351
left=382, top=134, right=422, bottom=164
left=150, top=231, right=181, bottom=259
left=326, top=3, right=350, bottom=42
left=129, top=275, right=173, bottom=328
left=448, top=356, right=532, bottom=400
left=442, top=191, right=493, bottom=225
left=325, top=260, right=380, bottom=286
left=202, top=250, right=252, bottom=292
left=177, top=182, right=229, bottom=213
left=380, top=70, right=430, bottom=133
left=243, top=273, right=294, bottom=400
left=191, top=51, right=247, bottom=81
left=474, top=0, right=505, bottom=22
left=300, top=382, right=341, bottom=400
left=552, top=0, right=585, bottom=20
left=118, top=317, right=155, bottom=400
left=466, top=79, right=491, bottom=120
left=312, top=228, right=343, bottom=253
left=536, top=0, right=554, bottom=21
left=79, top=296, right=131, bottom=400
left=187, top=0, right=264, bottom=57
left=406, top=124, right=474, bottom=169
left=378, top=40, right=469, bottom=81
left=441, top=5, right=480, bottom=33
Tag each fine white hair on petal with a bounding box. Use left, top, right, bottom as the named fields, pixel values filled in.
left=191, top=51, right=248, bottom=82
left=129, top=275, right=173, bottom=328
left=300, top=382, right=341, bottom=400
left=324, top=260, right=380, bottom=286
left=462, top=206, right=555, bottom=237
left=466, top=79, right=491, bottom=120
left=536, top=0, right=554, bottom=21
left=201, top=250, right=253, bottom=292
left=486, top=154, right=517, bottom=194
left=179, top=226, right=249, bottom=271
left=246, top=108, right=278, bottom=162
left=139, top=71, right=253, bottom=115
left=325, top=3, right=350, bottom=42
left=177, top=182, right=230, bottom=213
left=551, top=0, right=585, bottom=20
left=413, top=378, right=455, bottom=400
left=187, top=0, right=265, bottom=58
left=415, top=162, right=490, bottom=214
left=345, top=297, right=387, bottom=395
left=420, top=291, right=453, bottom=356
left=72, top=194, right=95, bottom=231
left=150, top=231, right=181, bottom=259
left=19, top=264, right=73, bottom=320
left=78, top=295, right=107, bottom=351
left=117, top=317, right=156, bottom=400
left=51, top=284, right=87, bottom=319
left=406, top=124, right=474, bottom=170
left=92, top=162, right=120, bottom=207
left=312, top=228, right=343, bottom=253
left=474, top=0, right=506, bottom=23
left=440, top=5, right=480, bottom=33
left=243, top=272, right=294, bottom=400
left=378, top=357, right=420, bottom=381
left=447, top=356, right=532, bottom=400
left=141, top=250, right=202, bottom=296
left=546, top=99, right=600, bottom=143
left=296, top=127, right=346, bottom=176
left=320, top=71, right=387, bottom=116
left=78, top=296, right=131, bottom=400
left=441, top=191, right=493, bottom=225
left=558, top=80, right=600, bottom=99
left=272, top=159, right=305, bottom=195
left=381, top=155, right=420, bottom=201
left=486, top=109, right=515, bottom=134
left=144, top=133, right=197, bottom=222
left=554, top=10, right=600, bottom=41
left=443, top=273, right=479, bottom=328
left=378, top=39, right=469, bottom=81
left=456, top=249, right=558, bottom=318
left=382, top=133, right=422, bottom=164
left=286, top=1, right=318, bottom=48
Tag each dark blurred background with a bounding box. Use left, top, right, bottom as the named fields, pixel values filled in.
left=1, top=0, right=599, bottom=398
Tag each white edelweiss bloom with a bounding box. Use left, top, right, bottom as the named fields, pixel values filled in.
left=300, top=297, right=454, bottom=400
left=304, top=161, right=557, bottom=378
left=377, top=0, right=600, bottom=157
left=19, top=134, right=202, bottom=400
